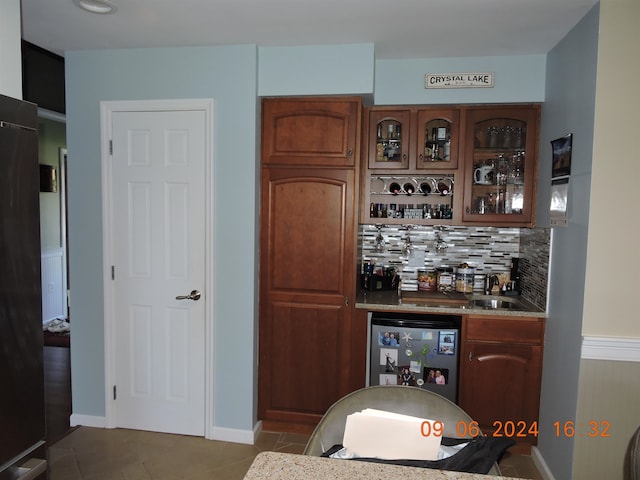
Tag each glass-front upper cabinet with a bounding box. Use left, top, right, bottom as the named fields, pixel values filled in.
left=367, top=109, right=411, bottom=169
left=462, top=106, right=540, bottom=226
left=416, top=109, right=459, bottom=169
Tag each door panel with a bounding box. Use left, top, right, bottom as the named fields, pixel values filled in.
left=259, top=167, right=356, bottom=425
left=267, top=301, right=347, bottom=416
left=460, top=342, right=541, bottom=434
left=110, top=109, right=206, bottom=436
left=269, top=175, right=349, bottom=294
left=262, top=98, right=359, bottom=167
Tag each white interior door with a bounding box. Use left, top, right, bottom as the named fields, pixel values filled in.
left=109, top=107, right=207, bottom=436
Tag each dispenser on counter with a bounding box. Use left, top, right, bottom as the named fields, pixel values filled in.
left=505, top=257, right=522, bottom=296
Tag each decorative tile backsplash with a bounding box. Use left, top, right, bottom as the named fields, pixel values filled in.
left=518, top=227, right=551, bottom=310
left=359, top=224, right=550, bottom=310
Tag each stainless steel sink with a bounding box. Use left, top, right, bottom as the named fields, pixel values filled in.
left=469, top=296, right=524, bottom=310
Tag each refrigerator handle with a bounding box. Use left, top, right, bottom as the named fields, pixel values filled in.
left=12, top=458, right=47, bottom=480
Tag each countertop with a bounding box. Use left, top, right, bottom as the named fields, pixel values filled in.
left=355, top=289, right=546, bottom=318
left=243, top=451, right=522, bottom=479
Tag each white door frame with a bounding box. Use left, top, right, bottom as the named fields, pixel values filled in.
left=100, top=98, right=215, bottom=438
left=59, top=147, right=69, bottom=320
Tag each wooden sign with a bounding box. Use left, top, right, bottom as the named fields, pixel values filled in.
left=425, top=72, right=494, bottom=89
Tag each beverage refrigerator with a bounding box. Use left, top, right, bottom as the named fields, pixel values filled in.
left=0, top=94, right=48, bottom=479
left=369, top=312, right=461, bottom=403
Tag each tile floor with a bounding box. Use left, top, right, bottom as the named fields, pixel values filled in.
left=49, top=426, right=543, bottom=479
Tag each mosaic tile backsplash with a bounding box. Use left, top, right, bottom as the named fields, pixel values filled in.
left=359, top=224, right=550, bottom=310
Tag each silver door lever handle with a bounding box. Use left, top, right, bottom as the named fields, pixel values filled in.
left=176, top=290, right=201, bottom=301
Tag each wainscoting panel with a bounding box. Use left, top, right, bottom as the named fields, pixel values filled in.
left=573, top=344, right=640, bottom=478
left=42, top=248, right=66, bottom=322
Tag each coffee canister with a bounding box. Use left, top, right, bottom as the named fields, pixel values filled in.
left=418, top=269, right=437, bottom=292
left=455, top=265, right=475, bottom=293
left=437, top=267, right=454, bottom=292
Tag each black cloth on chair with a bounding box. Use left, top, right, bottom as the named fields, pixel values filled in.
left=321, top=436, right=514, bottom=475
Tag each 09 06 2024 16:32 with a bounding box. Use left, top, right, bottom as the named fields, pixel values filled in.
left=420, top=420, right=611, bottom=438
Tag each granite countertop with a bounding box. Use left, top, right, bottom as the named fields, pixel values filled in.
left=243, top=451, right=522, bottom=480
left=355, top=289, right=546, bottom=318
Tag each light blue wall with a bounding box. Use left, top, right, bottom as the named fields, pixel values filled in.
left=65, top=45, right=260, bottom=430
left=258, top=44, right=375, bottom=96
left=375, top=55, right=546, bottom=105
left=66, top=41, right=549, bottom=434
left=536, top=5, right=599, bottom=479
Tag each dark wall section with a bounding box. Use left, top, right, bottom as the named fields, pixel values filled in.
left=22, top=41, right=65, bottom=114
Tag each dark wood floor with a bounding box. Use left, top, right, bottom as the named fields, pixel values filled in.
left=44, top=345, right=74, bottom=445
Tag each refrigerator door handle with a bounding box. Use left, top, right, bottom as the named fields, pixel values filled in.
left=11, top=458, right=47, bottom=480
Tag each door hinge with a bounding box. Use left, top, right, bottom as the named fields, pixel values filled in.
left=113, top=385, right=117, bottom=400
left=109, top=139, right=113, bottom=155
left=111, top=265, right=115, bottom=280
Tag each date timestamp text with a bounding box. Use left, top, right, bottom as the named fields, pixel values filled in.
left=420, top=420, right=611, bottom=438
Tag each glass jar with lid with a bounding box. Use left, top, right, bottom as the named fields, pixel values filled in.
left=455, top=264, right=475, bottom=293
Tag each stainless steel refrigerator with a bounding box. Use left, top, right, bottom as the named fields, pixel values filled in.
left=369, top=312, right=461, bottom=403
left=0, top=94, right=47, bottom=479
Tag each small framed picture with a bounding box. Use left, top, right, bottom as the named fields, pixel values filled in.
left=379, top=373, right=398, bottom=386
left=380, top=348, right=398, bottom=372
left=424, top=367, right=449, bottom=386
left=438, top=330, right=456, bottom=355
left=398, top=366, right=416, bottom=386
left=378, top=330, right=400, bottom=347
left=551, top=133, right=573, bottom=178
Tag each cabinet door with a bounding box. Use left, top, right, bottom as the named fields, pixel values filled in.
left=462, top=106, right=540, bottom=226
left=262, top=97, right=360, bottom=167
left=459, top=341, right=542, bottom=443
left=416, top=108, right=460, bottom=169
left=367, top=109, right=411, bottom=169
left=258, top=167, right=357, bottom=425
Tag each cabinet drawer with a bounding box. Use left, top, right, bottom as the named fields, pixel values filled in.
left=464, top=316, right=544, bottom=344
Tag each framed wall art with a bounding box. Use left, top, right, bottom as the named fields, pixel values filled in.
left=551, top=133, right=573, bottom=178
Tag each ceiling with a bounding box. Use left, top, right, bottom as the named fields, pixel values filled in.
left=21, top=0, right=598, bottom=60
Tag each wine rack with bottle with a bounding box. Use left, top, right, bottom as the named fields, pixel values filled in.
left=367, top=175, right=455, bottom=223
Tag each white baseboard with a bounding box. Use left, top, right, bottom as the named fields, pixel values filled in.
left=581, top=336, right=640, bottom=362
left=70, top=414, right=262, bottom=446
left=208, top=421, right=262, bottom=445
left=531, top=446, right=555, bottom=480
left=70, top=414, right=107, bottom=428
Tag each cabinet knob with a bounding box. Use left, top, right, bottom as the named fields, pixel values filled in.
left=466, top=206, right=470, bottom=214
left=348, top=148, right=353, bottom=157
left=468, top=351, right=473, bottom=362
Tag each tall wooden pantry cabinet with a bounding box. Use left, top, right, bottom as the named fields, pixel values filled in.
left=258, top=97, right=362, bottom=428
